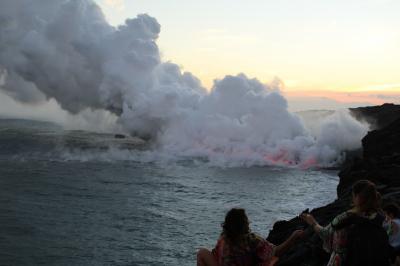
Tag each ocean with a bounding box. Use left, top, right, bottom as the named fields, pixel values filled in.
left=0, top=118, right=338, bottom=265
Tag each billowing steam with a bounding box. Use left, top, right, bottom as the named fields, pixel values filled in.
left=0, top=0, right=368, bottom=167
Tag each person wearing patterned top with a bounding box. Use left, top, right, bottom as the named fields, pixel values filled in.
left=197, top=208, right=303, bottom=266
left=301, top=180, right=384, bottom=266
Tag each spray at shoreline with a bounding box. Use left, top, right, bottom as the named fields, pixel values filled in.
left=0, top=0, right=369, bottom=167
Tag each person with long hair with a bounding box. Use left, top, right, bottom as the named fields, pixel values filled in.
left=300, top=179, right=386, bottom=266
left=383, top=203, right=400, bottom=265
left=197, top=208, right=303, bottom=266
left=383, top=203, right=400, bottom=250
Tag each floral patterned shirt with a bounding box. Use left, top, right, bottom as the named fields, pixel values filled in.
left=383, top=218, right=400, bottom=250
left=212, top=233, right=276, bottom=266
left=318, top=211, right=381, bottom=266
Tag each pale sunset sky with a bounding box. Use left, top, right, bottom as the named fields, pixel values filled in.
left=95, top=0, right=400, bottom=110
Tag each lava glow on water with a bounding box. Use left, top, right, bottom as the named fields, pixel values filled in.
left=185, top=140, right=322, bottom=168
left=263, top=149, right=319, bottom=169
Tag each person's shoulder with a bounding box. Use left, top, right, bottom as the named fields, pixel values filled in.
left=246, top=233, right=274, bottom=250
left=216, top=234, right=226, bottom=245
left=330, top=210, right=359, bottom=228
left=333, top=210, right=354, bottom=221
left=361, top=211, right=385, bottom=225
left=248, top=232, right=261, bottom=238
left=344, top=208, right=360, bottom=216
left=347, top=211, right=386, bottom=227
left=247, top=232, right=265, bottom=243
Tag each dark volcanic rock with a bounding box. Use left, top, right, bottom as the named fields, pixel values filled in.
left=267, top=104, right=400, bottom=266
left=363, top=118, right=400, bottom=159
left=338, top=117, right=400, bottom=196
left=350, top=103, right=400, bottom=130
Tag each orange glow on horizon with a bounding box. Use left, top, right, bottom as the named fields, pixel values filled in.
left=283, top=89, right=400, bottom=105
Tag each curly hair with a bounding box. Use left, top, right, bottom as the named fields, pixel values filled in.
left=221, top=208, right=250, bottom=244
left=352, top=180, right=381, bottom=214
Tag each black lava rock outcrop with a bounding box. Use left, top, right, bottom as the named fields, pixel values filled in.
left=350, top=103, right=400, bottom=130
left=267, top=104, right=400, bottom=266
left=338, top=116, right=400, bottom=197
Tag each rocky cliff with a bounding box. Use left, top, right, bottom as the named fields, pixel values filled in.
left=349, top=103, right=400, bottom=130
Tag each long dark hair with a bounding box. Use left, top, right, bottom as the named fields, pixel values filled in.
left=222, top=208, right=250, bottom=244
left=383, top=203, right=400, bottom=219
left=352, top=180, right=380, bottom=214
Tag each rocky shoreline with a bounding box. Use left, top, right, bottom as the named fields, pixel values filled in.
left=267, top=103, right=400, bottom=266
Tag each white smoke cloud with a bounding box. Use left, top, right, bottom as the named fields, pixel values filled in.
left=0, top=0, right=162, bottom=115
left=0, top=0, right=369, bottom=167
left=103, top=0, right=125, bottom=11
left=0, top=90, right=120, bottom=132
left=316, top=110, right=368, bottom=151
left=155, top=75, right=368, bottom=167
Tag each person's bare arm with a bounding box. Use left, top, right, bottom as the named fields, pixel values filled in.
left=274, top=230, right=304, bottom=257
left=300, top=213, right=323, bottom=233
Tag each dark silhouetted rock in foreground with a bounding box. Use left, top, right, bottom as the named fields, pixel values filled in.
left=267, top=104, right=400, bottom=266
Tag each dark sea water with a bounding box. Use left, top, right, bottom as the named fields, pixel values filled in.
left=0, top=119, right=338, bottom=265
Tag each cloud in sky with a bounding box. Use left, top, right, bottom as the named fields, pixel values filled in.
left=105, top=0, right=400, bottom=96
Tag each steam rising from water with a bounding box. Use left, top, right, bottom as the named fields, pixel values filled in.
left=0, top=0, right=368, bottom=167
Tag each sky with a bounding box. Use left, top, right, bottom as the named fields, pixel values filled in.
left=94, top=0, right=400, bottom=110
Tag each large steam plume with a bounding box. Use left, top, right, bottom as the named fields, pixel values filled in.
left=0, top=0, right=368, bottom=167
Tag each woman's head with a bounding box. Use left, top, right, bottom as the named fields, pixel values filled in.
left=222, top=208, right=250, bottom=243
left=352, top=180, right=380, bottom=213
left=383, top=203, right=400, bottom=219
